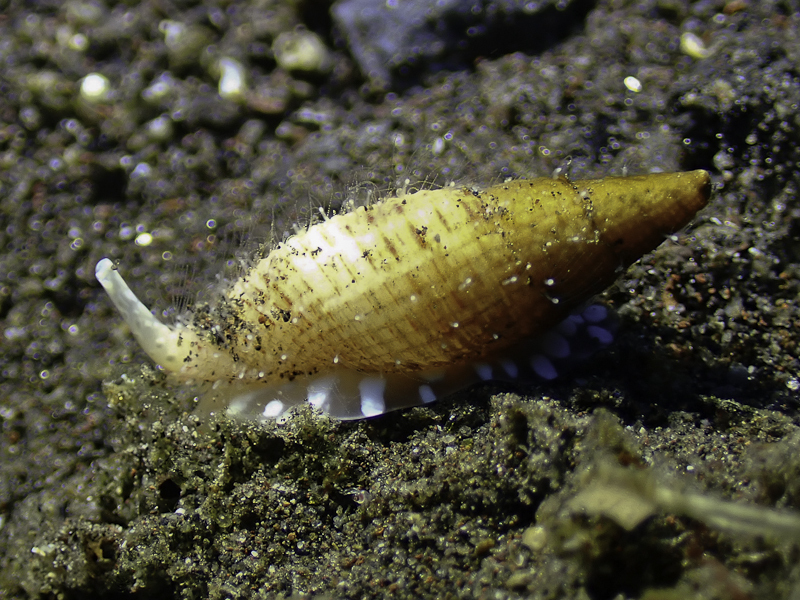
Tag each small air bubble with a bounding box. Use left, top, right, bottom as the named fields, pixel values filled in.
left=623, top=76, right=642, bottom=93
left=69, top=33, right=89, bottom=51
left=218, top=57, right=246, bottom=100
left=135, top=232, right=153, bottom=246
left=544, top=278, right=555, bottom=286
left=80, top=73, right=110, bottom=102
left=280, top=354, right=288, bottom=361
left=680, top=32, right=711, bottom=59
left=131, top=162, right=152, bottom=179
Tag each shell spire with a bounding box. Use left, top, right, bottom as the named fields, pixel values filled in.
left=96, top=169, right=711, bottom=419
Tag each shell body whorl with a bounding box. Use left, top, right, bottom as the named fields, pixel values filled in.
left=195, top=170, right=710, bottom=379
left=96, top=170, right=711, bottom=419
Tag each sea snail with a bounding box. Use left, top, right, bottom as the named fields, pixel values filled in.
left=96, top=170, right=711, bottom=420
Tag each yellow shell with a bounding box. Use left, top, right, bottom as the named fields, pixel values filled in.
left=96, top=170, right=711, bottom=419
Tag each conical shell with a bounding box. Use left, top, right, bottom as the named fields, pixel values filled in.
left=192, top=170, right=710, bottom=380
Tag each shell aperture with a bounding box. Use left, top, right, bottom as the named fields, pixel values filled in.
left=96, top=170, right=711, bottom=420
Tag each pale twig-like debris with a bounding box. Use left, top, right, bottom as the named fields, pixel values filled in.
left=570, top=459, right=800, bottom=541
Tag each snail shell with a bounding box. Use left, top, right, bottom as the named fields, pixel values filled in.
left=96, top=170, right=711, bottom=419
